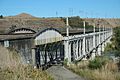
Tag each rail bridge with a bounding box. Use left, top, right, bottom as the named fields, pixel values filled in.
left=0, top=18, right=113, bottom=68
left=31, top=19, right=112, bottom=68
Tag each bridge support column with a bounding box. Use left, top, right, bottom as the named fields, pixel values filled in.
left=91, top=24, right=96, bottom=60
left=82, top=37, right=86, bottom=60
left=64, top=41, right=71, bottom=65
left=97, top=29, right=102, bottom=56
left=78, top=40, right=82, bottom=57
left=101, top=42, right=105, bottom=53
left=102, top=25, right=105, bottom=52
left=91, top=36, right=96, bottom=60
left=69, top=43, right=72, bottom=62
left=75, top=40, right=79, bottom=60
left=97, top=45, right=102, bottom=56
left=32, top=48, right=37, bottom=68
left=88, top=38, right=92, bottom=52
left=104, top=31, right=107, bottom=47
left=101, top=35, right=105, bottom=52
left=82, top=21, right=87, bottom=60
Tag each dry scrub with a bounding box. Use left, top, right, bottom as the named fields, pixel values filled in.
left=0, top=46, right=21, bottom=69
left=0, top=46, right=53, bottom=80
left=68, top=59, right=120, bottom=80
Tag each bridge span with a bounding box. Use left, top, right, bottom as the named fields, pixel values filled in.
left=0, top=21, right=113, bottom=69
left=31, top=26, right=112, bottom=68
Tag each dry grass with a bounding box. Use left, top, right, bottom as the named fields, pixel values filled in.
left=0, top=65, right=53, bottom=80
left=68, top=60, right=120, bottom=80
left=0, top=46, right=21, bottom=69
left=0, top=46, right=54, bottom=80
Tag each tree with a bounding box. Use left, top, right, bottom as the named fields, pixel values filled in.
left=113, top=27, right=120, bottom=69
left=61, top=16, right=93, bottom=28
left=113, top=27, right=120, bottom=51
left=68, top=16, right=83, bottom=28
left=10, top=25, right=17, bottom=31
left=0, top=15, right=3, bottom=19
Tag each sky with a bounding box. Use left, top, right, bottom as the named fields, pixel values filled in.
left=0, top=0, right=120, bottom=18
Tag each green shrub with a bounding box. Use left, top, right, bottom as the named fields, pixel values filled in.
left=88, top=57, right=108, bottom=69
left=64, top=58, right=68, bottom=66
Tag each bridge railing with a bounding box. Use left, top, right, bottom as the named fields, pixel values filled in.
left=64, top=28, right=113, bottom=64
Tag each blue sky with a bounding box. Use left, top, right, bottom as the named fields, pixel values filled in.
left=0, top=0, right=120, bottom=18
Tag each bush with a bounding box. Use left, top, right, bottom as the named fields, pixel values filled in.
left=0, top=65, right=54, bottom=80
left=68, top=58, right=120, bottom=80
left=0, top=46, right=54, bottom=80
left=61, top=16, right=93, bottom=28
left=64, top=58, right=68, bottom=66
left=104, top=43, right=114, bottom=53
left=88, top=57, right=108, bottom=69
left=0, top=15, right=3, bottom=19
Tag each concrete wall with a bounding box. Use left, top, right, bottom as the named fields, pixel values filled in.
left=0, top=38, right=34, bottom=64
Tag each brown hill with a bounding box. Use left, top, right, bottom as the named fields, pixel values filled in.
left=0, top=13, right=66, bottom=33
left=84, top=18, right=120, bottom=28
left=15, top=13, right=35, bottom=18
left=7, top=13, right=37, bottom=19
left=0, top=13, right=120, bottom=34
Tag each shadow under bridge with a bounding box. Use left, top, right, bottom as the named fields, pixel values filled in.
left=32, top=28, right=64, bottom=69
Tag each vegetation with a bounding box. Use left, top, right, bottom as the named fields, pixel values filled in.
left=113, top=27, right=120, bottom=70
left=68, top=57, right=120, bottom=80
left=104, top=42, right=114, bottom=53
left=0, top=66, right=53, bottom=80
left=88, top=57, right=108, bottom=69
left=0, top=15, right=3, bottom=19
left=61, top=16, right=93, bottom=28
left=68, top=16, right=83, bottom=28
left=9, top=25, right=17, bottom=31
left=113, top=27, right=120, bottom=52
left=105, top=26, right=120, bottom=56
left=63, top=58, right=68, bottom=67
left=0, top=46, right=54, bottom=80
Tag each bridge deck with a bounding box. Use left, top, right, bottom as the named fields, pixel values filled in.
left=0, top=34, right=34, bottom=41
left=0, top=28, right=97, bottom=41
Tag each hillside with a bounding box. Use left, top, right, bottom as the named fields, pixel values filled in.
left=0, top=13, right=120, bottom=34
left=84, top=18, right=120, bottom=28
left=104, top=18, right=120, bottom=28
left=7, top=13, right=36, bottom=19
left=0, top=13, right=65, bottom=33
